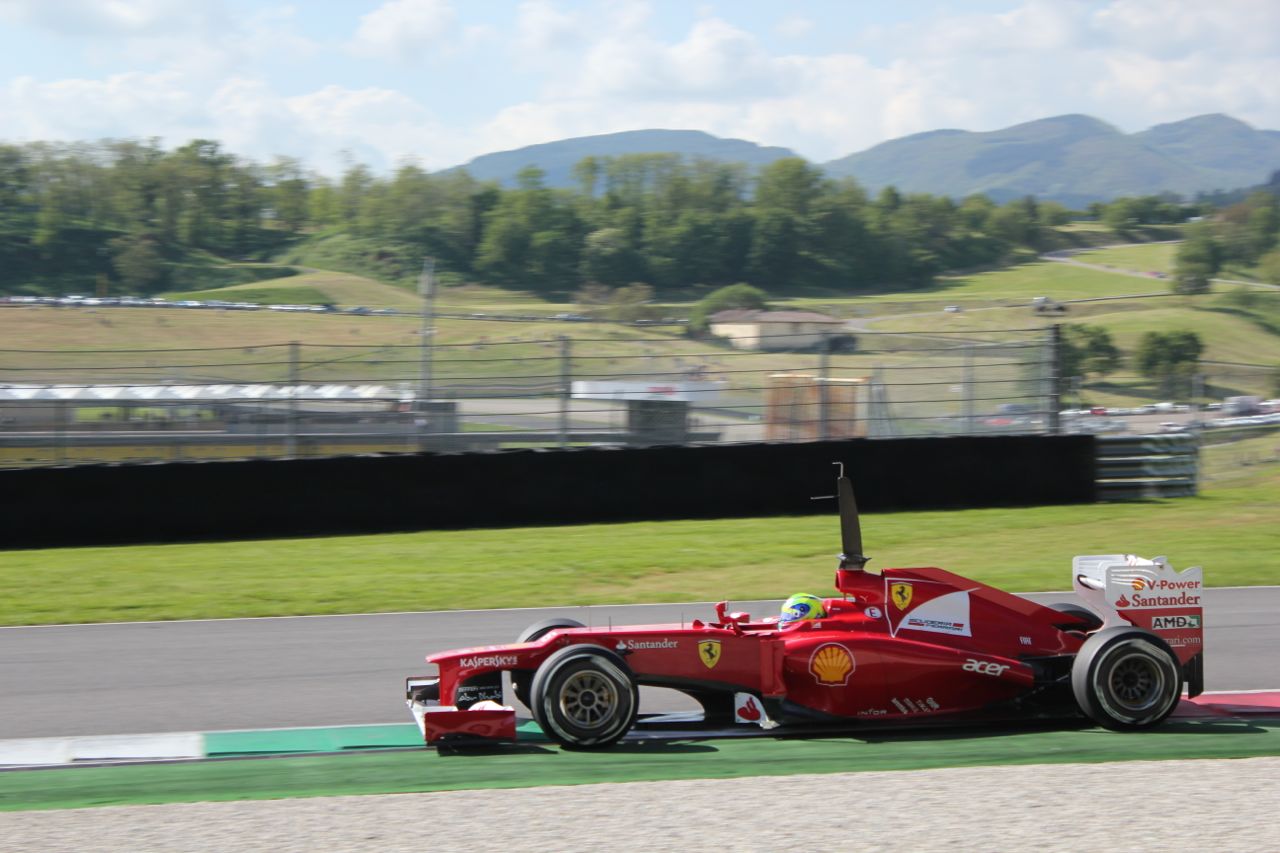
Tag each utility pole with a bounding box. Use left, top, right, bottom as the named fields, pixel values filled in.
left=558, top=336, right=571, bottom=448
left=422, top=253, right=442, bottom=407
left=962, top=343, right=975, bottom=435
left=818, top=334, right=831, bottom=441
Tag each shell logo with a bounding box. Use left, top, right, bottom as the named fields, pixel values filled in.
left=808, top=643, right=856, bottom=686
left=1131, top=577, right=1146, bottom=591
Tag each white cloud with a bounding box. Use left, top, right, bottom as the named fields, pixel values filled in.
left=3, top=71, right=200, bottom=140
left=209, top=82, right=460, bottom=171
left=1, top=0, right=1277, bottom=172
left=516, top=0, right=582, bottom=54
left=1093, top=0, right=1280, bottom=59
left=0, top=0, right=229, bottom=37
left=458, top=0, right=1280, bottom=166
left=0, top=69, right=463, bottom=173
left=775, top=15, right=814, bottom=39
left=575, top=17, right=792, bottom=101
left=349, top=0, right=456, bottom=62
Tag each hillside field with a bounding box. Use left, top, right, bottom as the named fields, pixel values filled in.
left=3, top=242, right=1277, bottom=407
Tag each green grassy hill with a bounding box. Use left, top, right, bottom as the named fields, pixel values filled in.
left=4, top=243, right=1277, bottom=406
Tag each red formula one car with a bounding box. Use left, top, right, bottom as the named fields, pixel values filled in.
left=406, top=466, right=1205, bottom=749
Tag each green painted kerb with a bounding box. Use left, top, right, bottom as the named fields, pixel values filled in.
left=203, top=722, right=544, bottom=756
left=204, top=724, right=423, bottom=756
left=2, top=717, right=1279, bottom=813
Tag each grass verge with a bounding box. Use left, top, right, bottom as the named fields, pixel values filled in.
left=1, top=447, right=1275, bottom=626
left=2, top=717, right=1277, bottom=812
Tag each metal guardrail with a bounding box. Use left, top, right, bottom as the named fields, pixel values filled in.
left=1096, top=434, right=1199, bottom=500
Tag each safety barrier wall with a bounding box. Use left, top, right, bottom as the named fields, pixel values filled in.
left=0, top=435, right=1095, bottom=549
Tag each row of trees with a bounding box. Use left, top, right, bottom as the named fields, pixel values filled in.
left=0, top=139, right=305, bottom=293
left=1173, top=189, right=1280, bottom=293
left=3, top=139, right=1120, bottom=296
left=1061, top=324, right=1209, bottom=399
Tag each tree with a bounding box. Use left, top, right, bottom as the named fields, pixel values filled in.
left=605, top=282, right=657, bottom=322
left=1214, top=191, right=1280, bottom=264
left=1259, top=248, right=1280, bottom=286
left=1102, top=198, right=1137, bottom=234
left=746, top=207, right=800, bottom=285
left=573, top=281, right=612, bottom=318
left=579, top=227, right=645, bottom=286
left=1061, top=324, right=1121, bottom=385
left=475, top=167, right=582, bottom=290
left=1135, top=330, right=1204, bottom=398
left=1037, top=201, right=1072, bottom=227
left=754, top=158, right=825, bottom=217
left=990, top=199, right=1039, bottom=247
left=1172, top=229, right=1219, bottom=295
left=688, top=283, right=769, bottom=333
left=265, top=156, right=309, bottom=233
left=108, top=233, right=166, bottom=293
left=957, top=194, right=996, bottom=231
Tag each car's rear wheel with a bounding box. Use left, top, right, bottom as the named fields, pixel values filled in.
left=511, top=618, right=585, bottom=708
left=530, top=645, right=637, bottom=749
left=1071, top=626, right=1181, bottom=730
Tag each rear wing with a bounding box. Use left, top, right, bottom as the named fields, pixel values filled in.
left=1072, top=554, right=1204, bottom=697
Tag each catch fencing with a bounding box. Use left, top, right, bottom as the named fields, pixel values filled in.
left=0, top=326, right=1059, bottom=468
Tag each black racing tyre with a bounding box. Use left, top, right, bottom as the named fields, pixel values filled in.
left=511, top=618, right=585, bottom=708
left=530, top=645, right=638, bottom=750
left=1071, top=626, right=1181, bottom=730
left=1050, top=602, right=1104, bottom=633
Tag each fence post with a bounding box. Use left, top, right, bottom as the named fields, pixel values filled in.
left=418, top=257, right=436, bottom=453
left=55, top=399, right=66, bottom=465
left=818, top=333, right=831, bottom=440
left=963, top=343, right=975, bottom=435
left=286, top=341, right=299, bottom=459
left=1048, top=324, right=1062, bottom=435
left=558, top=336, right=571, bottom=448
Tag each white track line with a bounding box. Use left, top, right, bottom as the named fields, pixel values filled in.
left=5, top=688, right=1277, bottom=766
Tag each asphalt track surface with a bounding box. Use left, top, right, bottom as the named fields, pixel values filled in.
left=3, top=588, right=1277, bottom=739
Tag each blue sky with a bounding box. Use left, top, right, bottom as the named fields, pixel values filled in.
left=0, top=0, right=1276, bottom=174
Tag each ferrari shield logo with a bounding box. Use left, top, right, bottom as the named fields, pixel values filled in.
left=890, top=582, right=913, bottom=611
left=698, top=640, right=722, bottom=669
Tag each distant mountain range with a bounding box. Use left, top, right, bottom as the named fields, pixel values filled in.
left=824, top=114, right=1280, bottom=206
left=454, top=129, right=799, bottom=189
left=449, top=114, right=1280, bottom=205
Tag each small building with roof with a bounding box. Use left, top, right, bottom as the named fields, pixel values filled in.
left=708, top=309, right=847, bottom=351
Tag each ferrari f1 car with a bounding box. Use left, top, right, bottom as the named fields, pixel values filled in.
left=406, top=465, right=1205, bottom=749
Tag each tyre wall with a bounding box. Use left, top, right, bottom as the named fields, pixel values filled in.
left=0, top=435, right=1095, bottom=548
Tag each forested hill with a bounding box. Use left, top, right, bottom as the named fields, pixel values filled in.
left=0, top=136, right=1234, bottom=300
left=1, top=138, right=1130, bottom=298
left=823, top=114, right=1280, bottom=206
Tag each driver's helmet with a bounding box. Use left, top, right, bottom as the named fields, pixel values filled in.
left=779, top=593, right=826, bottom=627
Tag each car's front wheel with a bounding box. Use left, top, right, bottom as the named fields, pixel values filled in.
left=1071, top=626, right=1181, bottom=730
left=510, top=618, right=585, bottom=708
left=530, top=645, right=637, bottom=749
